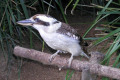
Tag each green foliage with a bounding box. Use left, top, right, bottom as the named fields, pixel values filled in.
left=1, top=0, right=120, bottom=80
left=89, top=0, right=120, bottom=68
left=65, top=70, right=74, bottom=80
left=74, top=0, right=120, bottom=68
left=74, top=0, right=120, bottom=79
left=0, top=0, right=67, bottom=79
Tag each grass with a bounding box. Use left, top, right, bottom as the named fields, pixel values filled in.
left=0, top=0, right=120, bottom=80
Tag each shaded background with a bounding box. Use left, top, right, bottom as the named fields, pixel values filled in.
left=0, top=0, right=120, bottom=80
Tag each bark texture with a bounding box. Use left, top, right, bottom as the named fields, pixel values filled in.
left=14, top=46, right=120, bottom=80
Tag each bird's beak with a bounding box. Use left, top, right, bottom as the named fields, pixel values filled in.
left=17, top=19, right=35, bottom=26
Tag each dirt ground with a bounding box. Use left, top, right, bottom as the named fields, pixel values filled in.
left=0, top=11, right=111, bottom=80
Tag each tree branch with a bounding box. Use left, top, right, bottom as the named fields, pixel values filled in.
left=14, top=46, right=120, bottom=80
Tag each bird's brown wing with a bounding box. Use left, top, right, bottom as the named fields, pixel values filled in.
left=57, top=23, right=80, bottom=40
left=57, top=23, right=88, bottom=45
left=57, top=22, right=88, bottom=53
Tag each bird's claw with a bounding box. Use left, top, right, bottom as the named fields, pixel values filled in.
left=67, top=60, right=71, bottom=68
left=67, top=56, right=73, bottom=68
left=49, top=51, right=60, bottom=63
left=49, top=56, right=54, bottom=62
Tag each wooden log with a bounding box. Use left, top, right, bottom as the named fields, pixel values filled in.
left=14, top=46, right=120, bottom=80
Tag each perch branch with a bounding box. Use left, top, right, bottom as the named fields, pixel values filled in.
left=14, top=46, right=120, bottom=80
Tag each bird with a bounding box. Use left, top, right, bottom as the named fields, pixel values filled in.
left=17, top=14, right=89, bottom=67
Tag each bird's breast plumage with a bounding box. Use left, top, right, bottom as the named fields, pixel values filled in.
left=17, top=14, right=89, bottom=59
left=39, top=29, right=79, bottom=49
left=37, top=21, right=86, bottom=56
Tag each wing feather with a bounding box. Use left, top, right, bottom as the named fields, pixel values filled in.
left=56, top=23, right=88, bottom=46
left=57, top=23, right=80, bottom=40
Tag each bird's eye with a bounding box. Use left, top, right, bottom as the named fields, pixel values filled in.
left=33, top=18, right=50, bottom=26
left=34, top=18, right=39, bottom=22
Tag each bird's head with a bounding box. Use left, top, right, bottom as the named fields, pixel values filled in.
left=17, top=14, right=61, bottom=32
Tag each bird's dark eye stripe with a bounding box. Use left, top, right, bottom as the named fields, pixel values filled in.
left=34, top=18, right=50, bottom=26
left=34, top=18, right=40, bottom=22
left=43, top=22, right=50, bottom=26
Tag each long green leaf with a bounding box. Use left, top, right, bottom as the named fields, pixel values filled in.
left=113, top=53, right=120, bottom=67
left=71, top=0, right=79, bottom=14
left=102, top=32, right=120, bottom=64
left=19, top=0, right=33, bottom=48
left=64, top=0, right=73, bottom=14
left=83, top=0, right=113, bottom=38
left=93, top=28, right=120, bottom=46
left=19, top=0, right=29, bottom=18
left=55, top=0, right=68, bottom=23
left=6, top=9, right=13, bottom=35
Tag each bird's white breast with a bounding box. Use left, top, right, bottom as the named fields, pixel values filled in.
left=38, top=29, right=82, bottom=56
left=34, top=22, right=83, bottom=56
left=39, top=29, right=76, bottom=48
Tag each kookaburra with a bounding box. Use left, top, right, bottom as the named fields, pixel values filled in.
left=17, top=14, right=89, bottom=67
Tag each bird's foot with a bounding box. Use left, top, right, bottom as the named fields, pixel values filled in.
left=49, top=50, right=60, bottom=62
left=67, top=59, right=72, bottom=68
left=49, top=54, right=56, bottom=62
left=67, top=55, right=73, bottom=68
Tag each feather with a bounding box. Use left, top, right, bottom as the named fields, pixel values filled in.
left=57, top=23, right=88, bottom=46
left=57, top=23, right=80, bottom=40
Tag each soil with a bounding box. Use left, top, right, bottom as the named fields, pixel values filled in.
left=0, top=11, right=112, bottom=80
